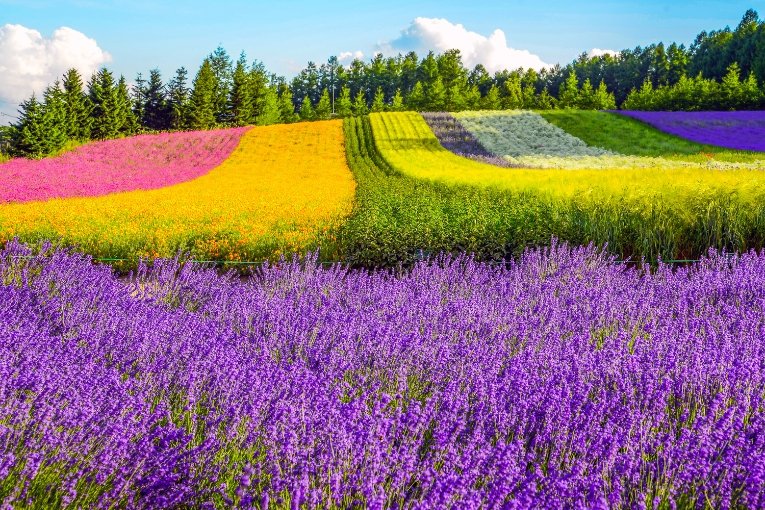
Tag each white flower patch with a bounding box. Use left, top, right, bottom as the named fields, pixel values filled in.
left=454, top=110, right=614, bottom=158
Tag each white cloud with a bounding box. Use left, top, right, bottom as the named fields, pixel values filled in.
left=377, top=17, right=549, bottom=73
left=0, top=24, right=111, bottom=108
left=338, top=50, right=364, bottom=63
left=589, top=48, right=619, bottom=58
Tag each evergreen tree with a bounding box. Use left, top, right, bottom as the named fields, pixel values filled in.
left=116, top=76, right=137, bottom=135
left=721, top=62, right=744, bottom=109
left=445, top=84, right=466, bottom=111
left=143, top=69, right=171, bottom=130
left=188, top=59, right=217, bottom=129
left=426, top=77, right=446, bottom=110
left=371, top=87, right=386, bottom=112
left=249, top=61, right=271, bottom=121
left=88, top=68, right=122, bottom=139
left=741, top=72, right=763, bottom=108
left=11, top=95, right=49, bottom=158
left=256, top=86, right=281, bottom=125
left=278, top=85, right=299, bottom=123
left=299, top=95, right=315, bottom=121
left=61, top=68, right=91, bottom=140
left=132, top=72, right=147, bottom=127
left=464, top=85, right=481, bottom=110
left=406, top=82, right=425, bottom=110
left=315, top=89, right=332, bottom=119
left=558, top=71, right=580, bottom=108
left=390, top=88, right=405, bottom=111
left=167, top=67, right=190, bottom=129
left=481, top=84, right=501, bottom=110
left=578, top=78, right=597, bottom=109
left=208, top=46, right=233, bottom=123
left=41, top=82, right=68, bottom=151
left=352, top=90, right=368, bottom=116
left=229, top=54, right=255, bottom=126
left=536, top=87, right=556, bottom=110
left=593, top=80, right=617, bottom=109
left=336, top=86, right=352, bottom=117
left=502, top=75, right=523, bottom=109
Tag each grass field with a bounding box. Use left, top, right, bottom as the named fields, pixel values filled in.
left=0, top=121, right=355, bottom=268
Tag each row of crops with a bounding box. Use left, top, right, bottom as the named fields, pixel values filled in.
left=2, top=110, right=765, bottom=508
left=3, top=109, right=765, bottom=267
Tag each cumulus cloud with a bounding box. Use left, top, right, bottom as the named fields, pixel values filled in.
left=0, top=24, right=111, bottom=108
left=589, top=48, right=619, bottom=58
left=377, top=17, right=549, bottom=73
left=338, top=50, right=364, bottom=63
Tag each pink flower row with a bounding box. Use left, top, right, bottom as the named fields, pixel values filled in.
left=0, top=127, right=249, bottom=203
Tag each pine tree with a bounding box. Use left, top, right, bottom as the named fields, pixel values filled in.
left=536, top=87, right=556, bottom=110
left=481, top=84, right=501, bottom=110
left=278, top=85, right=299, bottom=123
left=352, top=90, right=368, bottom=116
left=61, top=68, right=92, bottom=140
left=315, top=89, right=331, bottom=120
left=721, top=63, right=744, bottom=109
left=741, top=72, right=763, bottom=109
left=464, top=85, right=481, bottom=110
left=593, top=81, right=617, bottom=110
left=371, top=87, right=386, bottom=112
left=390, top=88, right=404, bottom=111
left=88, top=68, right=122, bottom=139
left=11, top=95, right=49, bottom=158
left=256, top=86, right=281, bottom=125
left=167, top=67, right=190, bottom=129
left=299, top=95, right=315, bottom=121
left=132, top=72, right=147, bottom=127
left=41, top=82, right=68, bottom=152
left=558, top=71, right=580, bottom=108
left=502, top=75, right=523, bottom=109
left=446, top=84, right=466, bottom=111
left=578, top=78, right=596, bottom=109
left=229, top=54, right=255, bottom=126
left=426, top=77, right=446, bottom=110
left=188, top=59, right=217, bottom=129
left=143, top=69, right=171, bottom=130
left=208, top=46, right=233, bottom=124
left=406, top=82, right=425, bottom=110
left=116, top=76, right=137, bottom=135
left=336, top=86, right=352, bottom=117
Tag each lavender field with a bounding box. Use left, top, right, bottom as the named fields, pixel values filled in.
left=2, top=241, right=765, bottom=508
left=616, top=111, right=765, bottom=152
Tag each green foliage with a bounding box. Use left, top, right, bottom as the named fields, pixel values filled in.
left=390, top=88, right=404, bottom=112
left=208, top=46, right=233, bottom=124
left=278, top=85, right=299, bottom=123
left=188, top=59, right=217, bottom=129
left=299, top=95, right=315, bottom=121
left=558, top=71, right=580, bottom=108
left=255, top=86, right=281, bottom=126
left=88, top=68, right=123, bottom=139
left=315, top=89, right=332, bottom=120
left=139, top=69, right=172, bottom=131
left=228, top=54, right=256, bottom=126
left=167, top=67, right=190, bottom=129
left=370, top=87, right=386, bottom=112
left=336, top=86, right=353, bottom=117
left=352, top=90, right=368, bottom=116
left=61, top=69, right=92, bottom=140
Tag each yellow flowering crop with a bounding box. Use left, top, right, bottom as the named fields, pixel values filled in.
left=0, top=120, right=355, bottom=267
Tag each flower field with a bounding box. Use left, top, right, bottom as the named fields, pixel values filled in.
left=0, top=128, right=247, bottom=203
left=0, top=121, right=355, bottom=266
left=2, top=240, right=764, bottom=508
left=615, top=110, right=765, bottom=152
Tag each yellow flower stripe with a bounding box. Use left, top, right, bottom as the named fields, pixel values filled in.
left=0, top=120, right=356, bottom=266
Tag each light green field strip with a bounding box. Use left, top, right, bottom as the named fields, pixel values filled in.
left=453, top=110, right=765, bottom=170
left=370, top=111, right=765, bottom=201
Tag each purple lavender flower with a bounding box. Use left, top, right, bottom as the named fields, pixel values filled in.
left=421, top=112, right=515, bottom=167
left=615, top=110, right=765, bottom=152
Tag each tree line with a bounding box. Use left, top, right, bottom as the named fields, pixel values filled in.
left=3, top=9, right=764, bottom=158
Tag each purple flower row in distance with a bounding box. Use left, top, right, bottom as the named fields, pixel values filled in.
left=421, top=111, right=515, bottom=167
left=616, top=110, right=765, bottom=152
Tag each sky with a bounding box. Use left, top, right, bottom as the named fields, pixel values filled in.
left=0, top=0, right=759, bottom=121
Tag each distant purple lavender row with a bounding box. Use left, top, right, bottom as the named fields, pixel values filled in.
left=421, top=112, right=514, bottom=167
left=616, top=110, right=765, bottom=152
left=2, top=241, right=765, bottom=507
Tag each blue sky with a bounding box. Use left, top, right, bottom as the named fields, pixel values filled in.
left=0, top=0, right=759, bottom=119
